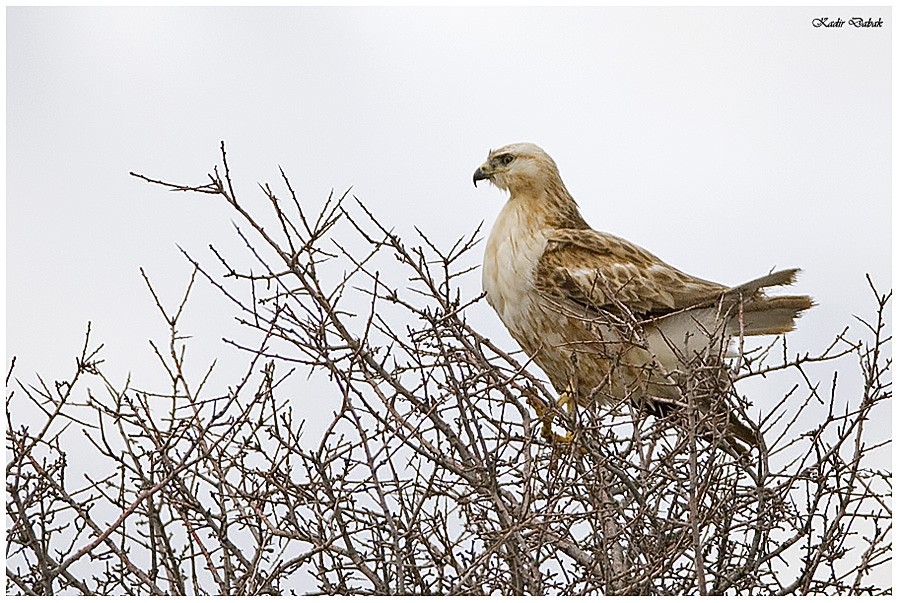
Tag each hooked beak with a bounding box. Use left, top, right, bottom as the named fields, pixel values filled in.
left=473, top=166, right=490, bottom=187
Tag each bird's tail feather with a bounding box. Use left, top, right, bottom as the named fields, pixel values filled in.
left=724, top=269, right=814, bottom=336
left=726, top=268, right=801, bottom=297
left=736, top=296, right=815, bottom=336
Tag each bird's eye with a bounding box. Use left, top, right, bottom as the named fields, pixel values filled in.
left=499, top=154, right=514, bottom=166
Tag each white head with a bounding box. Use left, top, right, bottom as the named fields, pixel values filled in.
left=472, top=142, right=562, bottom=195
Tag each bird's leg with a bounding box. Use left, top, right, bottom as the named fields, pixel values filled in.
left=525, top=394, right=556, bottom=440
left=554, top=358, right=581, bottom=443
left=526, top=388, right=577, bottom=445
left=552, top=390, right=577, bottom=444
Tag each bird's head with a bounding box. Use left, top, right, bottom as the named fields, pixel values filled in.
left=473, top=142, right=560, bottom=195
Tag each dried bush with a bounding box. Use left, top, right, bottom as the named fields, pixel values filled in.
left=6, top=144, right=891, bottom=595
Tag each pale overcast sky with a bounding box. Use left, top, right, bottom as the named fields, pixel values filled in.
left=8, top=6, right=890, bottom=434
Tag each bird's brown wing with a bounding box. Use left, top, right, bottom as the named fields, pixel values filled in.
left=534, top=229, right=728, bottom=318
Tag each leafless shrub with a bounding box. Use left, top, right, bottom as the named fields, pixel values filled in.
left=6, top=144, right=891, bottom=594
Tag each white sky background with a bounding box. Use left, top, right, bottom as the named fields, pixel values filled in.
left=7, top=5, right=891, bottom=482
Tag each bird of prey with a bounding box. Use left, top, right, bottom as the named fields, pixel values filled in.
left=473, top=142, right=813, bottom=451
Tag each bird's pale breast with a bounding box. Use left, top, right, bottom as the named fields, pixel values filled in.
left=482, top=198, right=548, bottom=343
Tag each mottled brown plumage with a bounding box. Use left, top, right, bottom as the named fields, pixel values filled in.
left=474, top=142, right=813, bottom=450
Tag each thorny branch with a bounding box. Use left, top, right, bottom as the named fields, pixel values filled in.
left=6, top=144, right=891, bottom=594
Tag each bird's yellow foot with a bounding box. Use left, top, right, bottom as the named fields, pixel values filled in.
left=529, top=391, right=576, bottom=445
left=549, top=430, right=575, bottom=445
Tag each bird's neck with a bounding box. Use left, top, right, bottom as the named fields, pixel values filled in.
left=508, top=178, right=590, bottom=231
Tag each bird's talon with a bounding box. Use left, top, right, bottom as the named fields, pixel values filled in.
left=550, top=430, right=574, bottom=445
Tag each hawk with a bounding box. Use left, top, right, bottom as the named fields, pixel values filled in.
left=474, top=142, right=813, bottom=451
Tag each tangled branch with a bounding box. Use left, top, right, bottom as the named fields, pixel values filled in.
left=7, top=144, right=891, bottom=594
